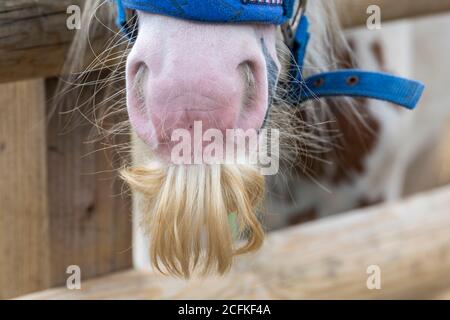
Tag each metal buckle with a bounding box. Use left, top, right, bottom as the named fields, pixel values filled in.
left=281, top=0, right=307, bottom=50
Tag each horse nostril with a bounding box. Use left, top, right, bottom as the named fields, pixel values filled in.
left=238, top=61, right=257, bottom=110
left=239, top=61, right=256, bottom=90
left=131, top=63, right=149, bottom=110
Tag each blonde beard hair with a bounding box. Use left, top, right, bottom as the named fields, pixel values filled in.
left=121, top=161, right=265, bottom=278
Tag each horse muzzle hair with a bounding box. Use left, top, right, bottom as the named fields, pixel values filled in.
left=122, top=12, right=280, bottom=277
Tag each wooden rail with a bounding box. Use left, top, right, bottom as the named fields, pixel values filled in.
left=17, top=185, right=450, bottom=300
left=1, top=0, right=450, bottom=83
left=0, top=0, right=85, bottom=83
left=337, top=0, right=450, bottom=28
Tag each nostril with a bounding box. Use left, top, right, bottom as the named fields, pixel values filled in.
left=128, top=60, right=144, bottom=82
left=132, top=62, right=147, bottom=84
left=132, top=63, right=149, bottom=108
left=238, top=60, right=257, bottom=110
left=239, top=61, right=256, bottom=90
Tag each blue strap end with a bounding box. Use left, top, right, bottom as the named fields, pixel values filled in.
left=282, top=0, right=297, bottom=19
left=115, top=0, right=137, bottom=40
left=298, top=70, right=425, bottom=110
left=294, top=15, right=310, bottom=74
left=115, top=0, right=127, bottom=29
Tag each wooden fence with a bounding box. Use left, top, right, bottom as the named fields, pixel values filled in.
left=2, top=0, right=450, bottom=83
left=17, top=185, right=450, bottom=299
left=1, top=0, right=450, bottom=299
left=0, top=0, right=132, bottom=299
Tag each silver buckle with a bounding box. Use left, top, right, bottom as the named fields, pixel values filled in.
left=281, top=0, right=308, bottom=50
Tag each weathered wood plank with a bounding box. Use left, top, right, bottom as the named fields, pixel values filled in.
left=17, top=185, right=450, bottom=300
left=337, top=0, right=450, bottom=28
left=45, top=78, right=132, bottom=288
left=1, top=0, right=450, bottom=83
left=0, top=79, right=50, bottom=299
left=0, top=0, right=106, bottom=83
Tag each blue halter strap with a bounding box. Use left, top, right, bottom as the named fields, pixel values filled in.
left=118, top=0, right=292, bottom=25
left=115, top=0, right=425, bottom=110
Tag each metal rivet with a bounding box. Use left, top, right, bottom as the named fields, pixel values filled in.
left=347, top=75, right=359, bottom=86
left=313, top=78, right=325, bottom=88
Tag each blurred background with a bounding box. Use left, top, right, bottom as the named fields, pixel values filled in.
left=1, top=0, right=450, bottom=299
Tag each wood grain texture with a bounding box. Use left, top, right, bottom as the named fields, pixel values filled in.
left=0, top=0, right=106, bottom=83
left=1, top=0, right=450, bottom=83
left=17, top=185, right=450, bottom=300
left=0, top=76, right=132, bottom=299
left=0, top=79, right=50, bottom=299
left=45, top=78, right=132, bottom=288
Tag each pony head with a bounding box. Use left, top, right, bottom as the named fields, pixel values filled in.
left=66, top=0, right=346, bottom=278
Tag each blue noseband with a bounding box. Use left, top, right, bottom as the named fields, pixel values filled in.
left=115, top=0, right=425, bottom=111
left=118, top=0, right=293, bottom=25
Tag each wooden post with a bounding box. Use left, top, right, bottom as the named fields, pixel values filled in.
left=0, top=77, right=132, bottom=299
left=0, top=79, right=50, bottom=299
left=45, top=79, right=132, bottom=287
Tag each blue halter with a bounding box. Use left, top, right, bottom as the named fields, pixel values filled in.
left=117, top=0, right=293, bottom=25
left=115, top=0, right=425, bottom=110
